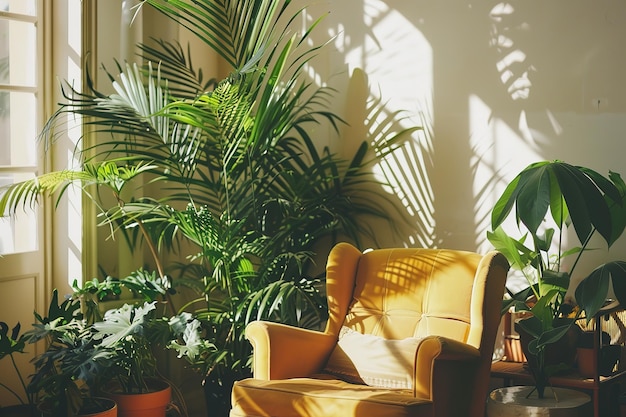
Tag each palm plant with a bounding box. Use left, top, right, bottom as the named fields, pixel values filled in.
left=0, top=0, right=415, bottom=414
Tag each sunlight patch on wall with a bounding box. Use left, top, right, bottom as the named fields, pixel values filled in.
left=468, top=94, right=500, bottom=252
left=340, top=1, right=435, bottom=247
left=362, top=3, right=432, bottom=117
left=64, top=0, right=83, bottom=285
left=299, top=0, right=437, bottom=246
left=468, top=94, right=560, bottom=290
left=469, top=94, right=541, bottom=254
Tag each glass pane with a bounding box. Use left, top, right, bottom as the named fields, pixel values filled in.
left=0, top=91, right=37, bottom=166
left=0, top=172, right=38, bottom=254
left=0, top=0, right=36, bottom=16
left=0, top=18, right=37, bottom=86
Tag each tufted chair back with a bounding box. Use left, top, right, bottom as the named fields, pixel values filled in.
left=334, top=247, right=489, bottom=341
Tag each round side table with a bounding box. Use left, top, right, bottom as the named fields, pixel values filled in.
left=486, top=386, right=592, bottom=417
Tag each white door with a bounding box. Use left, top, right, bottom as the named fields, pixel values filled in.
left=0, top=0, right=46, bottom=407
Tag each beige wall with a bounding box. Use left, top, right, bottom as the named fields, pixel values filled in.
left=290, top=1, right=626, bottom=280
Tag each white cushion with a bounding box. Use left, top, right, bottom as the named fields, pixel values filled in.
left=323, top=327, right=422, bottom=390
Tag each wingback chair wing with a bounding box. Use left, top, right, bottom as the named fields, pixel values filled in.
left=230, top=243, right=509, bottom=417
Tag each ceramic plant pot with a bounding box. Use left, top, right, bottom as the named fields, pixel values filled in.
left=80, top=398, right=118, bottom=417
left=104, top=380, right=171, bottom=417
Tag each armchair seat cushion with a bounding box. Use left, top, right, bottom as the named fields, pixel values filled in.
left=230, top=376, right=432, bottom=417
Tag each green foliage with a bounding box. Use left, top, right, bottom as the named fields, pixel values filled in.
left=0, top=321, right=32, bottom=406
left=26, top=290, right=93, bottom=417
left=491, top=161, right=623, bottom=249
left=0, top=0, right=415, bottom=409
left=25, top=284, right=210, bottom=416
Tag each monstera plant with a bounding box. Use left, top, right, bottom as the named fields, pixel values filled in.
left=0, top=0, right=415, bottom=414
left=488, top=160, right=626, bottom=398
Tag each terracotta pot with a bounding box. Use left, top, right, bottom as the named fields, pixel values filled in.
left=104, top=380, right=171, bottom=417
left=576, top=345, right=621, bottom=377
left=79, top=398, right=118, bottom=417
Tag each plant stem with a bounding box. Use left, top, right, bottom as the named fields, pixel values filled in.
left=0, top=352, right=30, bottom=405
left=10, top=352, right=30, bottom=405
left=569, top=226, right=596, bottom=279
left=0, top=381, right=26, bottom=405
left=114, top=191, right=176, bottom=313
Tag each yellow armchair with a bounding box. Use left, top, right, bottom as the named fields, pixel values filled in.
left=230, top=243, right=508, bottom=417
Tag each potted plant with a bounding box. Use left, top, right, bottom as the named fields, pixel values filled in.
left=25, top=277, right=211, bottom=417
left=0, top=291, right=119, bottom=417
left=488, top=160, right=626, bottom=399
left=85, top=287, right=213, bottom=417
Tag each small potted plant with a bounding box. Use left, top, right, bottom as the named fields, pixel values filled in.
left=4, top=290, right=117, bottom=417
left=488, top=160, right=626, bottom=398
left=25, top=274, right=214, bottom=417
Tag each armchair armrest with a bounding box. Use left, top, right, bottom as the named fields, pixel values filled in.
left=246, top=321, right=337, bottom=380
left=415, top=336, right=481, bottom=399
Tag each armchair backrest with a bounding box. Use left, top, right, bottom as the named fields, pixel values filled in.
left=325, top=243, right=507, bottom=343
left=323, top=243, right=508, bottom=415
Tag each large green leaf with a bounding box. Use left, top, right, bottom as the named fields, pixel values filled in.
left=492, top=161, right=618, bottom=247
left=516, top=163, right=552, bottom=235
left=0, top=167, right=102, bottom=216
left=486, top=227, right=533, bottom=271
left=576, top=261, right=626, bottom=319
left=552, top=163, right=612, bottom=244
left=606, top=171, right=626, bottom=246
left=515, top=315, right=543, bottom=340
left=0, top=322, right=26, bottom=359
left=530, top=288, right=562, bottom=330
left=533, top=320, right=575, bottom=352
left=491, top=173, right=522, bottom=230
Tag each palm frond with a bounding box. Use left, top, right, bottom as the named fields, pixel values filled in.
left=0, top=170, right=89, bottom=215
left=143, top=0, right=289, bottom=70
left=139, top=39, right=217, bottom=98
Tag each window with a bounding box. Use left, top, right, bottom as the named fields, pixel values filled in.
left=0, top=0, right=41, bottom=254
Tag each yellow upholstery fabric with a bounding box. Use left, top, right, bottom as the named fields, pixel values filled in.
left=230, top=377, right=430, bottom=417
left=230, top=243, right=508, bottom=417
